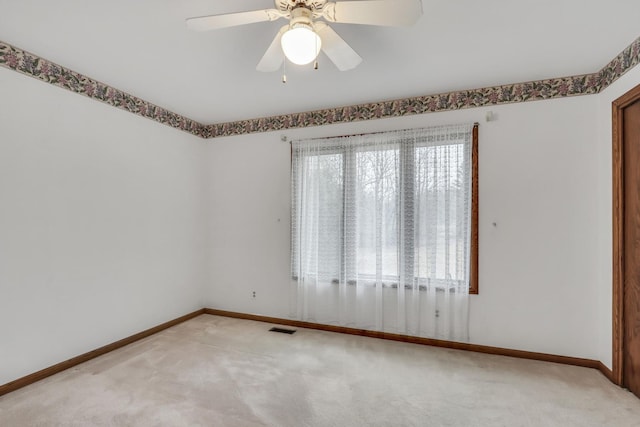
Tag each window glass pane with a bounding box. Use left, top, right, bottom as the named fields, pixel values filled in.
left=355, top=149, right=399, bottom=280
left=415, top=142, right=467, bottom=282
left=314, top=153, right=343, bottom=280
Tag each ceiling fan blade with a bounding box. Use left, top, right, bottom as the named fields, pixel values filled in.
left=316, top=23, right=362, bottom=71
left=256, top=26, right=288, bottom=72
left=186, top=9, right=283, bottom=31
left=323, top=0, right=423, bottom=26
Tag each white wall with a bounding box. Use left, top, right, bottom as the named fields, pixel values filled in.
left=595, top=65, right=640, bottom=369
left=205, top=94, right=604, bottom=360
left=2, top=58, right=638, bottom=385
left=0, top=68, right=208, bottom=385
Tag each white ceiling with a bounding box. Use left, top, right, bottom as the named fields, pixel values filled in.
left=1, top=0, right=639, bottom=125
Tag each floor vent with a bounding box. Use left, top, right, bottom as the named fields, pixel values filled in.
left=269, top=327, right=296, bottom=335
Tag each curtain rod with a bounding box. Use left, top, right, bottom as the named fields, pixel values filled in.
left=285, top=122, right=479, bottom=144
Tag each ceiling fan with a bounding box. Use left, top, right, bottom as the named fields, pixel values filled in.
left=186, top=0, right=423, bottom=72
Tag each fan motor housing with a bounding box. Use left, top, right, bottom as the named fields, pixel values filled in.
left=276, top=0, right=327, bottom=13
left=289, top=6, right=314, bottom=27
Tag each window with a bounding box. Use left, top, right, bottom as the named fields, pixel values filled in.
left=290, top=123, right=478, bottom=339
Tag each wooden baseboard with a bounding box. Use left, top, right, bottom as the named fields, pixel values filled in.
left=597, top=361, right=616, bottom=383
left=0, top=308, right=205, bottom=398
left=204, top=308, right=603, bottom=371
left=0, top=307, right=618, bottom=398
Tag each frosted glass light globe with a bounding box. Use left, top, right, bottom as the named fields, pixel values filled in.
left=281, top=25, right=321, bottom=65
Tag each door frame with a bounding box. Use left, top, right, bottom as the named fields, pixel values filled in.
left=612, top=83, right=640, bottom=386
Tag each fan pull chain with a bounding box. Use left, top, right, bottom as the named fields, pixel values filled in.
left=314, top=32, right=318, bottom=70
left=282, top=55, right=287, bottom=83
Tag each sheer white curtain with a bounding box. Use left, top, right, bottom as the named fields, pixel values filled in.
left=291, top=124, right=473, bottom=342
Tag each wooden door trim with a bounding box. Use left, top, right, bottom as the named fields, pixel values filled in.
left=612, top=83, right=640, bottom=386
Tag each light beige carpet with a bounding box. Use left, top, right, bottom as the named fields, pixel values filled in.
left=1, top=314, right=639, bottom=426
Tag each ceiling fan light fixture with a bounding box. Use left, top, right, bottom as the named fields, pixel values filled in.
left=281, top=23, right=321, bottom=65
left=187, top=0, right=424, bottom=73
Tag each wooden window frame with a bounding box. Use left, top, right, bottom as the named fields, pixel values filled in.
left=470, top=123, right=479, bottom=294
left=291, top=123, right=479, bottom=294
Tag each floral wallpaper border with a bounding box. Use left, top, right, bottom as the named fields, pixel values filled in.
left=1, top=36, right=639, bottom=140
left=208, top=35, right=640, bottom=138
left=208, top=73, right=600, bottom=137
left=598, top=35, right=640, bottom=89
left=0, top=41, right=209, bottom=138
